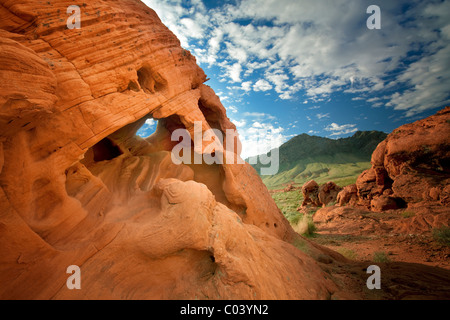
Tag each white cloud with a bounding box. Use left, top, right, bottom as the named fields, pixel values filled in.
left=252, top=121, right=264, bottom=128
left=253, top=79, right=273, bottom=92
left=386, top=41, right=450, bottom=117
left=229, top=111, right=286, bottom=158
left=242, top=112, right=276, bottom=120
left=266, top=71, right=289, bottom=93
left=180, top=18, right=204, bottom=39
left=224, top=62, right=242, bottom=83
left=241, top=81, right=253, bottom=92
left=137, top=118, right=157, bottom=138
left=144, top=0, right=450, bottom=117
left=238, top=122, right=286, bottom=159
left=145, top=118, right=156, bottom=127
left=325, top=123, right=358, bottom=136
left=367, top=97, right=381, bottom=103
left=231, top=119, right=246, bottom=127
left=226, top=105, right=238, bottom=113
left=316, top=113, right=330, bottom=120
left=226, top=42, right=248, bottom=63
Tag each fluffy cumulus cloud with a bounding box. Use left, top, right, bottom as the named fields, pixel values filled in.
left=253, top=79, right=273, bottom=92
left=143, top=0, right=450, bottom=118
left=232, top=114, right=286, bottom=158
left=239, top=121, right=287, bottom=159
left=145, top=118, right=156, bottom=127
left=142, top=0, right=450, bottom=154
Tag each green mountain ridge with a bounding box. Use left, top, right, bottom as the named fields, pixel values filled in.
left=247, top=130, right=388, bottom=190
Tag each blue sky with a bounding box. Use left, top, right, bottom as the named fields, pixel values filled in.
left=138, top=0, right=450, bottom=158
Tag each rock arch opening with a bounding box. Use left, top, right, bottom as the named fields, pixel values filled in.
left=136, top=118, right=158, bottom=139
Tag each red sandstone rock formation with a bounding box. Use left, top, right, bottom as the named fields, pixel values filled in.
left=301, top=180, right=341, bottom=208
left=283, top=183, right=295, bottom=192
left=0, top=0, right=344, bottom=299
left=301, top=180, right=321, bottom=207
left=330, top=107, right=450, bottom=234
left=352, top=107, right=450, bottom=210
left=318, top=181, right=342, bottom=207
left=336, top=184, right=358, bottom=207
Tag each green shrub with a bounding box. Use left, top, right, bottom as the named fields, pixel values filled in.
left=401, top=211, right=415, bottom=218
left=373, top=251, right=391, bottom=263
left=293, top=214, right=317, bottom=237
left=337, top=248, right=357, bottom=260
left=432, top=226, right=450, bottom=246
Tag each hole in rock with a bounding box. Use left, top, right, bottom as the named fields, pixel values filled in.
left=144, top=114, right=192, bottom=153
left=92, top=138, right=123, bottom=162
left=136, top=118, right=158, bottom=139
left=73, top=112, right=248, bottom=224
left=393, top=197, right=407, bottom=209
left=137, top=66, right=167, bottom=94
left=383, top=176, right=394, bottom=191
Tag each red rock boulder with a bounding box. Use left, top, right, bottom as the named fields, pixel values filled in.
left=356, top=107, right=450, bottom=209
left=336, top=184, right=358, bottom=206
left=318, top=181, right=342, bottom=207
left=301, top=180, right=320, bottom=206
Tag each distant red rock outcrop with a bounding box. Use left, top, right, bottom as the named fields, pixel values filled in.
left=332, top=107, right=450, bottom=233
left=301, top=180, right=342, bottom=207
left=336, top=184, right=358, bottom=207
left=351, top=107, right=450, bottom=210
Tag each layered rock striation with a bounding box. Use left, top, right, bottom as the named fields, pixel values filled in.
left=0, top=0, right=342, bottom=299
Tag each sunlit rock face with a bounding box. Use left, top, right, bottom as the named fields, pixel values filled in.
left=331, top=107, right=450, bottom=233
left=354, top=107, right=450, bottom=209
left=0, top=0, right=340, bottom=299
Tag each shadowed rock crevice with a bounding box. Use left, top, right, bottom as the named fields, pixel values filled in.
left=92, top=138, right=123, bottom=162
left=127, top=80, right=140, bottom=92
left=198, top=100, right=223, bottom=132
left=137, top=65, right=167, bottom=94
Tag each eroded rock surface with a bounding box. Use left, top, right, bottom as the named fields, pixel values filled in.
left=301, top=180, right=341, bottom=208
left=318, top=181, right=342, bottom=207
left=353, top=107, right=450, bottom=209
left=301, top=180, right=320, bottom=207
left=332, top=107, right=449, bottom=233
left=336, top=184, right=358, bottom=207
left=0, top=0, right=342, bottom=299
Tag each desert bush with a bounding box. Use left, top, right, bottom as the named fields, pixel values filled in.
left=293, top=214, right=317, bottom=237
left=373, top=251, right=391, bottom=263
left=337, top=247, right=357, bottom=260
left=432, top=226, right=450, bottom=246
left=401, top=211, right=415, bottom=218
